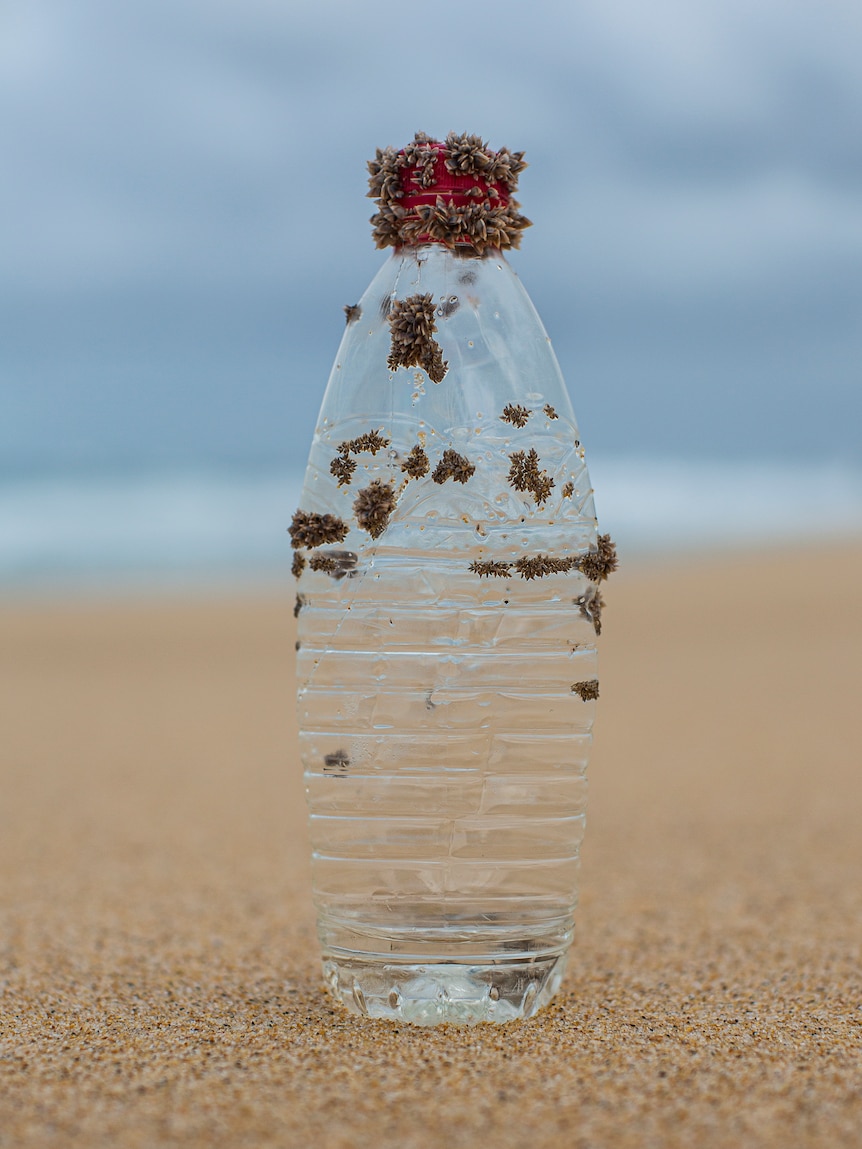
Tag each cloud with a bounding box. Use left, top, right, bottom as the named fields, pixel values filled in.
left=1, top=0, right=860, bottom=462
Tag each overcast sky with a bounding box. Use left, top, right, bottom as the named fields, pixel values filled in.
left=2, top=0, right=860, bottom=470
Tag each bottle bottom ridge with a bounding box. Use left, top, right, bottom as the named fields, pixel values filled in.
left=318, top=915, right=571, bottom=1024
left=322, top=951, right=568, bottom=1025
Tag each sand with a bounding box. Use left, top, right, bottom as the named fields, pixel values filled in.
left=1, top=544, right=861, bottom=1148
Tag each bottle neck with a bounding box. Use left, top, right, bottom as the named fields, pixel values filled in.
left=394, top=242, right=503, bottom=261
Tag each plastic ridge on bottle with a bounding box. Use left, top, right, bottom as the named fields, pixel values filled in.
left=291, top=132, right=616, bottom=1025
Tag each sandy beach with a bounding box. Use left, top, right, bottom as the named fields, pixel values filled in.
left=1, top=543, right=861, bottom=1148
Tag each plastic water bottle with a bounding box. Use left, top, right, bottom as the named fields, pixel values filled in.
left=291, top=133, right=615, bottom=1024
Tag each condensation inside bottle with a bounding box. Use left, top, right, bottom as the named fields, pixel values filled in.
left=295, top=244, right=599, bottom=1024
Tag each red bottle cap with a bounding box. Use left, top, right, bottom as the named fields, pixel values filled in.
left=398, top=141, right=510, bottom=214
left=367, top=132, right=531, bottom=255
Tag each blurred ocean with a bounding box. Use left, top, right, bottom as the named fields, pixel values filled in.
left=2, top=457, right=860, bottom=597
left=3, top=1, right=862, bottom=602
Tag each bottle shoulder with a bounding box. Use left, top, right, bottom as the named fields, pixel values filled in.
left=293, top=244, right=596, bottom=567
left=325, top=246, right=574, bottom=427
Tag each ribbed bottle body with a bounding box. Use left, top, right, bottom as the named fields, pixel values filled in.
left=294, top=246, right=599, bottom=1023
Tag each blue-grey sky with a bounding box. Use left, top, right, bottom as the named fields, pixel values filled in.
left=2, top=0, right=860, bottom=470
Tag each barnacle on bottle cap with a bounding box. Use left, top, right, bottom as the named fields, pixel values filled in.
left=368, top=131, right=531, bottom=254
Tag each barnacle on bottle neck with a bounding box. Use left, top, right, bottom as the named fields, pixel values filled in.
left=367, top=131, right=531, bottom=256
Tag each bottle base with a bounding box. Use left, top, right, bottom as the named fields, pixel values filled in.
left=321, top=951, right=567, bottom=1026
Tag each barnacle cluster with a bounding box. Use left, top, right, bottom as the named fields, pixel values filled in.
left=368, top=132, right=531, bottom=255
left=571, top=679, right=600, bottom=701
left=573, top=534, right=618, bottom=582
left=468, top=555, right=579, bottom=581
left=371, top=200, right=531, bottom=256
left=508, top=448, right=555, bottom=505
left=330, top=454, right=357, bottom=487
left=500, top=404, right=531, bottom=428
left=353, top=480, right=397, bottom=539
left=343, top=303, right=361, bottom=325
left=432, top=449, right=476, bottom=485
left=443, top=132, right=526, bottom=187
left=514, top=554, right=574, bottom=581
left=401, top=131, right=438, bottom=188
left=469, top=559, right=513, bottom=578
left=307, top=550, right=358, bottom=580
left=338, top=430, right=390, bottom=456
left=289, top=510, right=348, bottom=549
left=387, top=294, right=448, bottom=383
left=323, top=749, right=350, bottom=776
left=309, top=553, right=337, bottom=574
left=576, top=587, right=605, bottom=635
left=330, top=429, right=391, bottom=488
left=544, top=404, right=558, bottom=420
left=465, top=540, right=617, bottom=588
left=291, top=552, right=306, bottom=579
left=401, top=444, right=430, bottom=479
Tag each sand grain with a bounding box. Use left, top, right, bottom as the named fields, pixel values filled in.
left=1, top=547, right=861, bottom=1147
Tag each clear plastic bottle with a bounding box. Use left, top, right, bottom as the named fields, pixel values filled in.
left=292, top=134, right=613, bottom=1024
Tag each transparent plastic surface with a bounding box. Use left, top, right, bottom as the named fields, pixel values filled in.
left=295, top=246, right=598, bottom=1024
